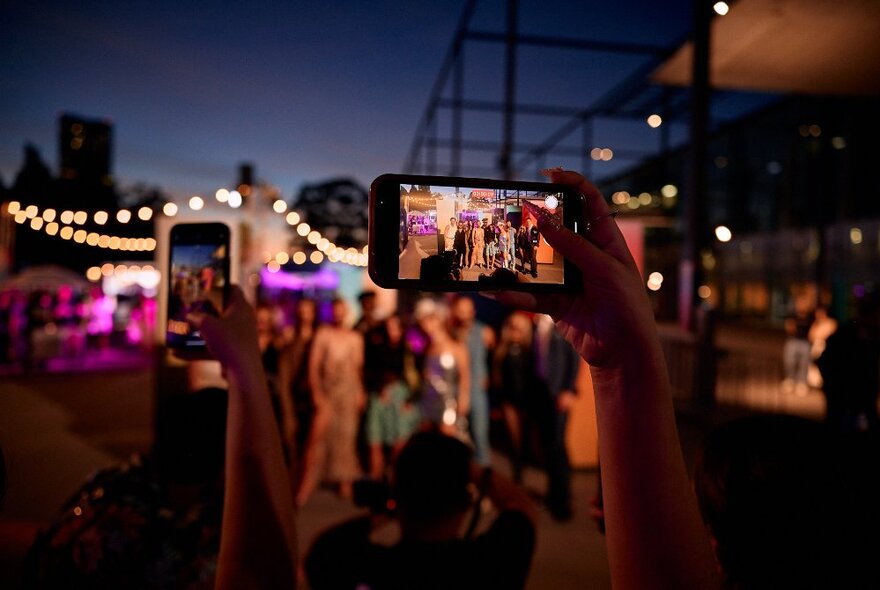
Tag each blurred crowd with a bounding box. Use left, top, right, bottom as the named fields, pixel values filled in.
left=15, top=289, right=579, bottom=588
left=256, top=291, right=581, bottom=520
left=0, top=286, right=155, bottom=372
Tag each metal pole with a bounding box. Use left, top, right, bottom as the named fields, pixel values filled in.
left=582, top=118, right=593, bottom=178
left=452, top=40, right=464, bottom=176
left=681, top=0, right=711, bottom=332
left=684, top=0, right=716, bottom=406
left=500, top=0, right=518, bottom=179
left=428, top=115, right=437, bottom=175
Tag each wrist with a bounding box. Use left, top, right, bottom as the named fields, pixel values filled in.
left=589, top=339, right=668, bottom=398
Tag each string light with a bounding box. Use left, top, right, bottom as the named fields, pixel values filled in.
left=3, top=189, right=368, bottom=266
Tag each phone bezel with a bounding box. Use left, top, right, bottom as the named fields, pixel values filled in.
left=166, top=222, right=231, bottom=350
left=369, top=173, right=585, bottom=292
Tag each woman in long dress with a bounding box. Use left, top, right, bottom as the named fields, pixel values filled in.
left=299, top=298, right=365, bottom=505
left=277, top=298, right=318, bottom=496
left=470, top=222, right=485, bottom=268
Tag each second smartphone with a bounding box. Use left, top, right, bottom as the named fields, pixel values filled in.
left=166, top=222, right=231, bottom=351
left=369, top=174, right=585, bottom=292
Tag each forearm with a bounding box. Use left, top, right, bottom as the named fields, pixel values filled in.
left=591, top=338, right=718, bottom=590
left=216, top=359, right=297, bottom=590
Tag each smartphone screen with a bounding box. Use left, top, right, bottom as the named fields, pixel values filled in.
left=166, top=223, right=229, bottom=349
left=398, top=183, right=566, bottom=285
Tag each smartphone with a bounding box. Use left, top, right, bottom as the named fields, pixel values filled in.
left=166, top=222, right=231, bottom=350
left=369, top=174, right=585, bottom=291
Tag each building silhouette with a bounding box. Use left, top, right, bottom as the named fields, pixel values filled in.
left=59, top=114, right=112, bottom=185
left=3, top=115, right=158, bottom=275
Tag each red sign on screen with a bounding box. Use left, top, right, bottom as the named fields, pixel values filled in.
left=470, top=189, right=494, bottom=199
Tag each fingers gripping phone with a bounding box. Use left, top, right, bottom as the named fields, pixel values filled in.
left=369, top=174, right=585, bottom=292
left=166, top=222, right=231, bottom=351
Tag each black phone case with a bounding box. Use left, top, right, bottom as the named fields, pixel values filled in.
left=369, top=173, right=584, bottom=292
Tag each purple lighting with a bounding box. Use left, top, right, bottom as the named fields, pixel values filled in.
left=259, top=267, right=340, bottom=292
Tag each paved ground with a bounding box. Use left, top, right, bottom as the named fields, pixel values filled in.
left=409, top=233, right=565, bottom=285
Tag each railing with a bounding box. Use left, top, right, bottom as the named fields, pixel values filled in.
left=657, top=324, right=824, bottom=419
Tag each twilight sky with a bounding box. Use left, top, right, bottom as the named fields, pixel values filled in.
left=1, top=0, right=768, bottom=203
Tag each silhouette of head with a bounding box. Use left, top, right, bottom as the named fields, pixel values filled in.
left=393, top=431, right=473, bottom=527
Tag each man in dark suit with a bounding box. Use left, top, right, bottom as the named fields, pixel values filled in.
left=525, top=218, right=540, bottom=278
left=532, top=314, right=581, bottom=520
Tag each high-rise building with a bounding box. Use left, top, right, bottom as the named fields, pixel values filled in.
left=59, top=113, right=112, bottom=186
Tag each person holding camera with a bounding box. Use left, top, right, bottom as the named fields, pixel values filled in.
left=187, top=286, right=297, bottom=590
left=195, top=168, right=718, bottom=589
left=304, top=431, right=537, bottom=590
left=491, top=168, right=718, bottom=588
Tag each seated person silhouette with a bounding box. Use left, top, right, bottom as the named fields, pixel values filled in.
left=305, top=430, right=537, bottom=589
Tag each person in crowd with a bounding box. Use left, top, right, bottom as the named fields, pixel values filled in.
left=450, top=295, right=495, bottom=466
left=454, top=219, right=469, bottom=268
left=515, top=224, right=529, bottom=273
left=485, top=220, right=498, bottom=268
left=506, top=221, right=517, bottom=270
left=277, top=297, right=318, bottom=491
left=782, top=303, right=813, bottom=396
left=694, top=414, right=880, bottom=588
left=470, top=219, right=485, bottom=268
left=413, top=298, right=470, bottom=440
left=532, top=313, right=581, bottom=521
left=491, top=311, right=535, bottom=482
left=364, top=315, right=421, bottom=479
left=524, top=216, right=540, bottom=278
left=498, top=221, right=510, bottom=271
left=482, top=219, right=492, bottom=265
left=305, top=431, right=537, bottom=590
left=300, top=297, right=365, bottom=504
left=443, top=217, right=458, bottom=252
left=817, top=292, right=880, bottom=433
left=354, top=290, right=380, bottom=334
left=25, top=387, right=229, bottom=588
left=463, top=220, right=473, bottom=268
left=807, top=305, right=837, bottom=388
left=255, top=303, right=284, bottom=398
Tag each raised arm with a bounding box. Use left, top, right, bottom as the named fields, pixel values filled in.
left=493, top=169, right=719, bottom=590
left=190, top=286, right=297, bottom=589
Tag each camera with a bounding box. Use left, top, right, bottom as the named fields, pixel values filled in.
left=368, top=174, right=585, bottom=292
left=166, top=222, right=231, bottom=352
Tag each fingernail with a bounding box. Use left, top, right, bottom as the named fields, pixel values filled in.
left=540, top=166, right=564, bottom=177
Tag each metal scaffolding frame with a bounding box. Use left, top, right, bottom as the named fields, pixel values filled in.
left=404, top=0, right=693, bottom=182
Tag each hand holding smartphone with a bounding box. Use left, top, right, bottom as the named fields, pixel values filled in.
left=166, top=222, right=231, bottom=355
left=368, top=174, right=585, bottom=292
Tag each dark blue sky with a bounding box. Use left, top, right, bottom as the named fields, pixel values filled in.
left=1, top=0, right=762, bottom=203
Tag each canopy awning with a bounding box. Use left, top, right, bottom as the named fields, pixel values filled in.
left=1, top=265, right=91, bottom=292
left=651, top=0, right=880, bottom=96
